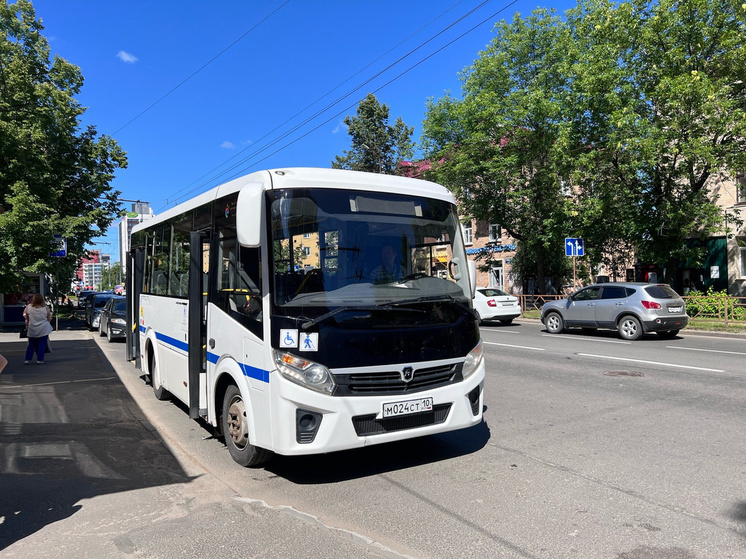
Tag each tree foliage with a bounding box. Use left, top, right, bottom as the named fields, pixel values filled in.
left=0, top=1, right=127, bottom=293
left=421, top=0, right=746, bottom=289
left=421, top=8, right=575, bottom=292
left=332, top=93, right=414, bottom=174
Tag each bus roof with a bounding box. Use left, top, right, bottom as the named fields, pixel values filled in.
left=131, top=167, right=455, bottom=234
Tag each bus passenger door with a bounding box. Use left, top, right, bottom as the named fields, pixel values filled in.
left=188, top=231, right=209, bottom=419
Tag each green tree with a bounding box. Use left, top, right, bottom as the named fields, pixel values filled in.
left=566, top=0, right=746, bottom=278
left=0, top=1, right=127, bottom=293
left=101, top=261, right=123, bottom=290
left=332, top=93, right=414, bottom=174
left=421, top=9, right=575, bottom=292
left=422, top=0, right=746, bottom=290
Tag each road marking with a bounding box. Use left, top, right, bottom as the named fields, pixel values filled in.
left=541, top=334, right=630, bottom=344
left=577, top=353, right=725, bottom=372
left=483, top=341, right=545, bottom=351
left=481, top=328, right=520, bottom=334
left=666, top=346, right=746, bottom=356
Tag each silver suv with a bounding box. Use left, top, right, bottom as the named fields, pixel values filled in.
left=541, top=282, right=688, bottom=340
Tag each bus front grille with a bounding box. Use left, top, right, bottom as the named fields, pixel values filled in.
left=352, top=404, right=452, bottom=436
left=333, top=364, right=461, bottom=396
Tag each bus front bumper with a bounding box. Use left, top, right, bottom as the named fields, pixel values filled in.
left=268, top=363, right=485, bottom=456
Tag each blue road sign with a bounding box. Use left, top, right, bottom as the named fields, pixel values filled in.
left=565, top=237, right=584, bottom=257
left=50, top=235, right=67, bottom=257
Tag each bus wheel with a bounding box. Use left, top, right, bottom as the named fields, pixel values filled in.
left=221, top=385, right=271, bottom=467
left=150, top=352, right=170, bottom=401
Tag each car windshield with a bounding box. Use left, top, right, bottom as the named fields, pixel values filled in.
left=114, top=299, right=126, bottom=311
left=480, top=288, right=508, bottom=297
left=268, top=187, right=471, bottom=314
left=94, top=297, right=113, bottom=308
left=644, top=284, right=680, bottom=299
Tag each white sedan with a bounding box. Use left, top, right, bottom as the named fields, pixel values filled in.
left=473, top=287, right=521, bottom=325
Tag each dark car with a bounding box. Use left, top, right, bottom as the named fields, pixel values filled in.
left=540, top=282, right=688, bottom=340
left=77, top=290, right=97, bottom=309
left=98, top=296, right=127, bottom=342
left=86, top=293, right=117, bottom=330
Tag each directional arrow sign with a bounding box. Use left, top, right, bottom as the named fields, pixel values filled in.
left=565, top=237, right=584, bottom=257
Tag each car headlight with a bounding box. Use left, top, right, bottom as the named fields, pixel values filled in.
left=462, top=340, right=483, bottom=380
left=274, top=350, right=335, bottom=394
left=111, top=318, right=126, bottom=326
left=92, top=316, right=100, bottom=326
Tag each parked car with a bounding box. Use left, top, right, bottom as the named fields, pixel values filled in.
left=77, top=289, right=97, bottom=308
left=98, top=296, right=127, bottom=342
left=541, top=282, right=688, bottom=340
left=86, top=293, right=117, bottom=330
left=473, top=287, right=521, bottom=325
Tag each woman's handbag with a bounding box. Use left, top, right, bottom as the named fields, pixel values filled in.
left=19, top=326, right=28, bottom=339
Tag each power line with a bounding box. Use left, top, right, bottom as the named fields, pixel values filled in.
left=239, top=0, right=520, bottom=173
left=157, top=0, right=473, bottom=208
left=157, top=0, right=507, bottom=210
left=111, top=0, right=291, bottom=136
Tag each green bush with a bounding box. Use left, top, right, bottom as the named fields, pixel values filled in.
left=685, top=287, right=746, bottom=321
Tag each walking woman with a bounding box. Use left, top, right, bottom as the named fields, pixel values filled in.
left=23, top=293, right=53, bottom=364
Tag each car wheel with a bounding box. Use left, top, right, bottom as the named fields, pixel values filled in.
left=656, top=329, right=680, bottom=339
left=150, top=351, right=170, bottom=401
left=618, top=316, right=642, bottom=340
left=107, top=326, right=113, bottom=343
left=499, top=318, right=513, bottom=325
left=99, top=320, right=106, bottom=336
left=474, top=310, right=483, bottom=325
left=221, top=385, right=272, bottom=467
left=545, top=312, right=564, bottom=334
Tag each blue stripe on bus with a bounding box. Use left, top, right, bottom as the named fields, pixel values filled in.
left=144, top=331, right=269, bottom=384
left=154, top=331, right=189, bottom=352
left=207, top=351, right=269, bottom=383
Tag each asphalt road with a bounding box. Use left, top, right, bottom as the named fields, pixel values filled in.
left=2, top=321, right=745, bottom=558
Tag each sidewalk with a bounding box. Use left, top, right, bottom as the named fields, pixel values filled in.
left=0, top=324, right=396, bottom=558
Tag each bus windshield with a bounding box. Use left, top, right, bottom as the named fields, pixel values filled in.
left=268, top=188, right=471, bottom=313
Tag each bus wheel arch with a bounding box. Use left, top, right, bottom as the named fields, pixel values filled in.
left=220, top=382, right=272, bottom=467
left=146, top=337, right=169, bottom=400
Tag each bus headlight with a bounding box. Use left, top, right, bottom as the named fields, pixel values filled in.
left=274, top=351, right=335, bottom=394
left=462, top=340, right=483, bottom=380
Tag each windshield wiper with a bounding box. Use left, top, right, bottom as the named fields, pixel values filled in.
left=299, top=304, right=424, bottom=329
left=298, top=295, right=469, bottom=329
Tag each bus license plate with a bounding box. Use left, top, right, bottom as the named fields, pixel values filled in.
left=382, top=397, right=433, bottom=418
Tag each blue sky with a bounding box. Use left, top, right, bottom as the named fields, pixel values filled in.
left=31, top=0, right=573, bottom=261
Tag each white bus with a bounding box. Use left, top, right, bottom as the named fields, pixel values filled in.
left=127, top=168, right=485, bottom=467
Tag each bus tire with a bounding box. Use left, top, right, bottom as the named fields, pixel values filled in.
left=150, top=351, right=170, bottom=401
left=221, top=384, right=271, bottom=467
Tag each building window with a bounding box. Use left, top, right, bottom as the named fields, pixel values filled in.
left=302, top=247, right=311, bottom=257
left=489, top=223, right=501, bottom=243
left=740, top=242, right=746, bottom=278
left=463, top=225, right=473, bottom=245
left=737, top=174, right=746, bottom=204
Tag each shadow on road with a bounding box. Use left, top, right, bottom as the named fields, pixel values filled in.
left=267, top=418, right=491, bottom=484
left=0, top=339, right=194, bottom=551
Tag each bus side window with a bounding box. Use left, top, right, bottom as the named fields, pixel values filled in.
left=218, top=238, right=263, bottom=338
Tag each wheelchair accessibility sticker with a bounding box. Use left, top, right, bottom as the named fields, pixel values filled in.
left=280, top=329, right=298, bottom=348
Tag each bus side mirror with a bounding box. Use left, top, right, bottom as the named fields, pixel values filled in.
left=468, top=260, right=477, bottom=298
left=236, top=183, right=265, bottom=247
